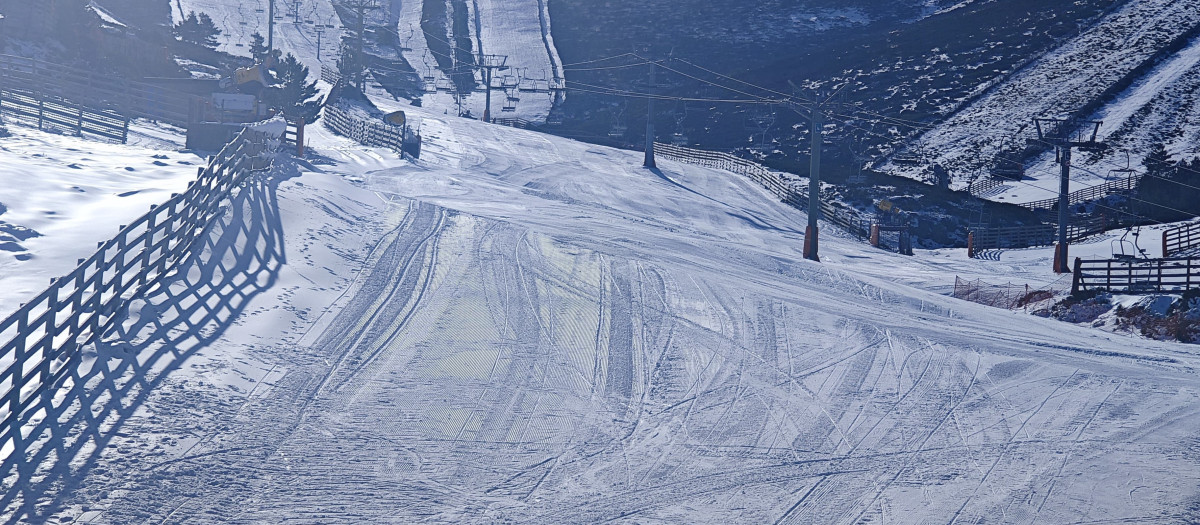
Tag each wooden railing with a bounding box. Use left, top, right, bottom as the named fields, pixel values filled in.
left=320, top=65, right=342, bottom=86
left=1163, top=221, right=1200, bottom=257
left=0, top=130, right=272, bottom=459
left=491, top=117, right=535, bottom=129
left=323, top=103, right=406, bottom=153
left=968, top=215, right=1113, bottom=256
left=1072, top=256, right=1200, bottom=295
left=1020, top=175, right=1142, bottom=213
left=0, top=88, right=129, bottom=142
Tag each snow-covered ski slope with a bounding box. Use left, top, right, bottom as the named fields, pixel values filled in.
left=0, top=125, right=202, bottom=319
left=11, top=95, right=1200, bottom=523
left=886, top=0, right=1200, bottom=201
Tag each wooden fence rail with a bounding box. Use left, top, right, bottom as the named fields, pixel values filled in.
left=0, top=88, right=129, bottom=142
left=1163, top=221, right=1200, bottom=257
left=323, top=103, right=405, bottom=152
left=1020, top=175, right=1142, bottom=213
left=968, top=215, right=1113, bottom=256
left=0, top=130, right=272, bottom=460
left=1072, top=256, right=1200, bottom=295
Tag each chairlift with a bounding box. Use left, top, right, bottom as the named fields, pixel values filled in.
left=746, top=106, right=776, bottom=150
left=671, top=102, right=689, bottom=146
left=1112, top=226, right=1148, bottom=261
left=609, top=103, right=628, bottom=138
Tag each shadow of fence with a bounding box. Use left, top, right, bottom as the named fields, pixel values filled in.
left=0, top=161, right=291, bottom=522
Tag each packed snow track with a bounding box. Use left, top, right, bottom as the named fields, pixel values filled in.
left=3, top=105, right=1199, bottom=524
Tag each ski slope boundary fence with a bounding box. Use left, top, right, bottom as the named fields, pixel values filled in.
left=0, top=54, right=191, bottom=128
left=0, top=88, right=129, bottom=143
left=323, top=104, right=412, bottom=155
left=1163, top=221, right=1200, bottom=257
left=0, top=130, right=272, bottom=460
left=653, top=142, right=876, bottom=241
left=1071, top=256, right=1200, bottom=295
left=968, top=215, right=1114, bottom=256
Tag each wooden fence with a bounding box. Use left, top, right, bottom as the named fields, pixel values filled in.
left=0, top=88, right=129, bottom=143
left=1163, top=221, right=1200, bottom=257
left=0, top=54, right=191, bottom=127
left=1020, top=174, right=1142, bottom=213
left=0, top=130, right=272, bottom=460
left=491, top=117, right=535, bottom=129
left=654, top=142, right=879, bottom=242
left=968, top=215, right=1113, bottom=256
left=320, top=65, right=342, bottom=86
left=323, top=103, right=405, bottom=152
left=1072, top=256, right=1200, bottom=295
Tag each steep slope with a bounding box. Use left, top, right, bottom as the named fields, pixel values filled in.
left=886, top=0, right=1200, bottom=195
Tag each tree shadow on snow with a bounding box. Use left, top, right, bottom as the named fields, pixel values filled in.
left=0, top=161, right=295, bottom=523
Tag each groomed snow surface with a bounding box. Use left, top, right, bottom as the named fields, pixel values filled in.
left=3, top=95, right=1199, bottom=524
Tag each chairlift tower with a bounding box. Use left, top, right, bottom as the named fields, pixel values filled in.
left=1034, top=116, right=1104, bottom=273
left=785, top=81, right=847, bottom=262
left=644, top=58, right=658, bottom=168
left=477, top=54, right=509, bottom=122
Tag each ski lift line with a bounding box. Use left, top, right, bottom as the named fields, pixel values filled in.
left=1071, top=161, right=1200, bottom=195
left=986, top=153, right=1192, bottom=225
left=560, top=53, right=640, bottom=68
left=563, top=61, right=656, bottom=72
left=564, top=81, right=783, bottom=104
left=567, top=79, right=788, bottom=104
left=831, top=110, right=937, bottom=132
left=632, top=55, right=786, bottom=105
left=670, top=56, right=801, bottom=101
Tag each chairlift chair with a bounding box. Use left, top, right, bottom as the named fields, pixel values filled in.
left=1111, top=226, right=1148, bottom=261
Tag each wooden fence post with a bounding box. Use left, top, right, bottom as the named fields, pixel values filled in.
left=1071, top=257, right=1083, bottom=295
left=296, top=117, right=305, bottom=157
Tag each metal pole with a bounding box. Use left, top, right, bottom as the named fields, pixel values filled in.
left=315, top=27, right=323, bottom=61
left=804, top=107, right=824, bottom=261
left=267, top=0, right=275, bottom=51
left=1056, top=145, right=1072, bottom=273
left=484, top=67, right=492, bottom=122
left=644, top=61, right=656, bottom=169
left=357, top=8, right=366, bottom=91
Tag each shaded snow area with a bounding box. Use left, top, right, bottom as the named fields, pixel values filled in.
left=886, top=0, right=1200, bottom=199
left=0, top=125, right=202, bottom=319
left=6, top=97, right=1199, bottom=524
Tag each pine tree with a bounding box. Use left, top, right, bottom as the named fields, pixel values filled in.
left=175, top=11, right=221, bottom=50
left=1143, top=142, right=1173, bottom=179
left=267, top=53, right=323, bottom=123
left=336, top=39, right=363, bottom=87
left=249, top=32, right=270, bottom=61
